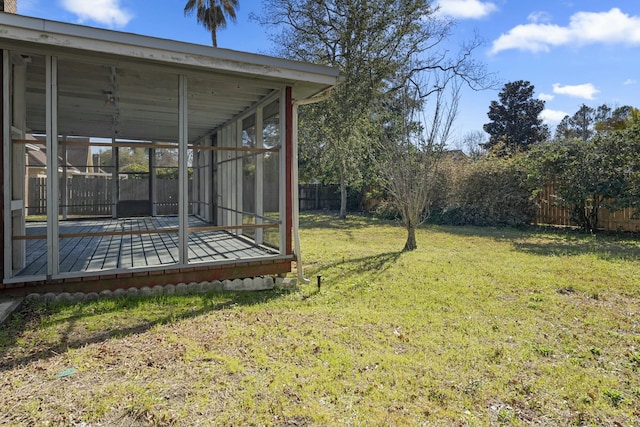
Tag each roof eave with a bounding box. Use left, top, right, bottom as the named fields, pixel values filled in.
left=0, top=13, right=339, bottom=88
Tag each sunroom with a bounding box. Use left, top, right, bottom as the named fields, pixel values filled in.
left=0, top=13, right=338, bottom=294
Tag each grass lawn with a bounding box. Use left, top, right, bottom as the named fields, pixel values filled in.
left=1, top=213, right=639, bottom=426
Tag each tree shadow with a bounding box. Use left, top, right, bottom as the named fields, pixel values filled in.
left=432, top=223, right=640, bottom=262
left=0, top=290, right=288, bottom=372
left=512, top=238, right=640, bottom=261
left=299, top=211, right=398, bottom=230
left=427, top=223, right=532, bottom=241
left=305, top=250, right=403, bottom=284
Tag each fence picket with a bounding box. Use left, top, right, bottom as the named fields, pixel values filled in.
left=536, top=183, right=640, bottom=232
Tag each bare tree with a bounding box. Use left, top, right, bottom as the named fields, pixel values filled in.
left=454, top=130, right=488, bottom=161
left=254, top=0, right=491, bottom=219
left=374, top=77, right=460, bottom=251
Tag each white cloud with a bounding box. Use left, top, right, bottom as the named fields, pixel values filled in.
left=491, top=8, right=640, bottom=54
left=624, top=79, right=637, bottom=85
left=540, top=109, right=568, bottom=123
left=527, top=11, right=552, bottom=24
left=552, top=83, right=599, bottom=100
left=61, top=0, right=132, bottom=28
left=538, top=93, right=554, bottom=101
left=436, top=0, right=497, bottom=19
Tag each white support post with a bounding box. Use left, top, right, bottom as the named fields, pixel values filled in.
left=278, top=90, right=287, bottom=255
left=2, top=50, right=12, bottom=279
left=255, top=107, right=264, bottom=245
left=195, top=147, right=201, bottom=217
left=111, top=138, right=118, bottom=218
left=178, top=75, right=188, bottom=265
left=46, top=55, right=59, bottom=277
left=60, top=136, right=67, bottom=220
left=150, top=147, right=157, bottom=216
left=11, top=56, right=26, bottom=272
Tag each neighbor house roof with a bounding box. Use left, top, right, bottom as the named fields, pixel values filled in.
left=26, top=146, right=80, bottom=173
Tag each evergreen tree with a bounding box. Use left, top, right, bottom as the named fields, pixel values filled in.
left=483, top=80, right=549, bottom=155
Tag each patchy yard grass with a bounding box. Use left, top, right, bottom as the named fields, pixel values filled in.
left=1, top=213, right=639, bottom=426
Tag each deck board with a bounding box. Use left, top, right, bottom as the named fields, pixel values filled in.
left=19, top=216, right=278, bottom=277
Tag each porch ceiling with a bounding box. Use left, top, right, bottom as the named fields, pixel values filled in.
left=23, top=54, right=280, bottom=143
left=0, top=13, right=339, bottom=143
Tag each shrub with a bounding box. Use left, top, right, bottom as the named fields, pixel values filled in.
left=431, top=156, right=536, bottom=226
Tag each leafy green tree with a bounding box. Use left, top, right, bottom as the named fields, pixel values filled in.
left=555, top=104, right=594, bottom=141
left=595, top=105, right=636, bottom=132
left=184, top=0, right=239, bottom=47
left=570, top=104, right=595, bottom=141
left=98, top=147, right=148, bottom=171
left=554, top=115, right=575, bottom=140
left=483, top=80, right=549, bottom=155
left=557, top=104, right=636, bottom=140
left=255, top=0, right=491, bottom=218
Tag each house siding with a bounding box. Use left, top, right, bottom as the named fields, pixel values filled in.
left=1, top=1, right=17, bottom=14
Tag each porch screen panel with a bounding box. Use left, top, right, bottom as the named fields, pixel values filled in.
left=11, top=53, right=49, bottom=278
left=55, top=57, right=180, bottom=274
left=262, top=99, right=280, bottom=249
left=153, top=147, right=179, bottom=215
left=241, top=114, right=257, bottom=239
left=186, top=75, right=217, bottom=264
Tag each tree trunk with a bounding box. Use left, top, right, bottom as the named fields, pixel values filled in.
left=339, top=171, right=347, bottom=219
left=404, top=223, right=417, bottom=251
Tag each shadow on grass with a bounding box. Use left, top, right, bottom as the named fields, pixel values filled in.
left=513, top=238, right=640, bottom=261
left=299, top=211, right=398, bottom=230
left=306, top=251, right=403, bottom=283
left=0, top=290, right=288, bottom=372
left=432, top=223, right=640, bottom=262
left=302, top=212, right=640, bottom=262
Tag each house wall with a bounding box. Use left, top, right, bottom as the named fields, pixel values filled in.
left=1, top=1, right=17, bottom=14
left=0, top=51, right=4, bottom=281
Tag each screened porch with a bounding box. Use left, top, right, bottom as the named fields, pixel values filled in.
left=0, top=15, right=333, bottom=292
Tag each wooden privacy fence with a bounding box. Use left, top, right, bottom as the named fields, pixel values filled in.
left=27, top=176, right=186, bottom=216
left=28, top=179, right=342, bottom=216
left=299, top=184, right=341, bottom=210
left=536, top=183, right=640, bottom=232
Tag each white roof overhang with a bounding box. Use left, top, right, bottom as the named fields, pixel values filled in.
left=0, top=13, right=339, bottom=142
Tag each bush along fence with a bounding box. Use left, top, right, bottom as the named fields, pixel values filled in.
left=27, top=177, right=639, bottom=232
left=536, top=183, right=640, bottom=232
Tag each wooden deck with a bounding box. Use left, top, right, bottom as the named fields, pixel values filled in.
left=19, top=216, right=278, bottom=277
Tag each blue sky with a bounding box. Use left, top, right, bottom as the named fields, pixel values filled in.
left=16, top=0, right=640, bottom=144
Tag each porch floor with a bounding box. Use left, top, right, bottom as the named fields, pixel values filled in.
left=19, top=216, right=278, bottom=277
